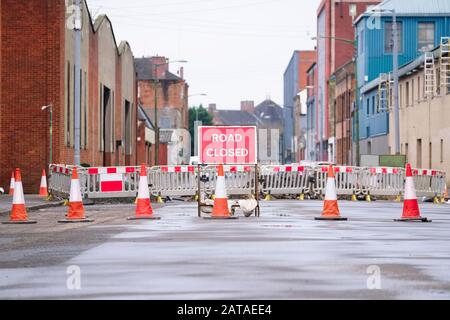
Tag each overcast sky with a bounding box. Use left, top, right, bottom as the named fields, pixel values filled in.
left=86, top=0, right=320, bottom=110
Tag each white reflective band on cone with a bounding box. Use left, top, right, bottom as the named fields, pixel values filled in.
left=215, top=176, right=227, bottom=199
left=69, top=179, right=82, bottom=202
left=137, top=175, right=150, bottom=199
left=404, top=177, right=417, bottom=200
left=40, top=175, right=47, bottom=188
left=13, top=182, right=25, bottom=205
left=325, top=178, right=337, bottom=201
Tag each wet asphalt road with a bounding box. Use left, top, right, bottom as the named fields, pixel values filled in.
left=0, top=200, right=450, bottom=300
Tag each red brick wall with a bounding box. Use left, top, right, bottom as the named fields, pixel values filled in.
left=298, top=51, right=316, bottom=91
left=139, top=79, right=189, bottom=130
left=0, top=0, right=65, bottom=193
left=0, top=1, right=138, bottom=192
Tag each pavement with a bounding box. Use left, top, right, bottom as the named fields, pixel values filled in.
left=0, top=195, right=64, bottom=216
left=0, top=200, right=450, bottom=300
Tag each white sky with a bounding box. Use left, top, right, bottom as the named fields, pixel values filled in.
left=86, top=0, right=320, bottom=110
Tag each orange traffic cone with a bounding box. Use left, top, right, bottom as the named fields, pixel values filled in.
left=2, top=168, right=37, bottom=224
left=128, top=164, right=160, bottom=220
left=39, top=169, right=48, bottom=197
left=204, top=164, right=237, bottom=220
left=58, top=168, right=93, bottom=223
left=315, top=165, right=348, bottom=221
left=395, top=164, right=431, bottom=222
left=8, top=171, right=15, bottom=196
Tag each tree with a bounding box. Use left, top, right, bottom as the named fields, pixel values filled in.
left=189, top=105, right=213, bottom=156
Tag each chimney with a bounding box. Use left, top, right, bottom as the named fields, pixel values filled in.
left=179, top=67, right=184, bottom=80
left=208, top=104, right=217, bottom=113
left=240, top=100, right=255, bottom=113
left=150, top=56, right=168, bottom=79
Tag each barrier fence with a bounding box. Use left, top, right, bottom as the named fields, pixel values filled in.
left=48, top=164, right=447, bottom=201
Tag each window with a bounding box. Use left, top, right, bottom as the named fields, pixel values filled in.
left=429, top=142, right=432, bottom=168
left=441, top=139, right=444, bottom=163
left=406, top=81, right=410, bottom=106
left=384, top=21, right=403, bottom=53
left=372, top=96, right=375, bottom=114
left=66, top=62, right=71, bottom=146
left=417, top=76, right=421, bottom=101
left=400, top=84, right=403, bottom=107
left=83, top=71, right=88, bottom=149
left=417, top=139, right=422, bottom=168
left=405, top=143, right=409, bottom=159
left=124, top=100, right=132, bottom=155
left=418, top=22, right=435, bottom=52
left=366, top=98, right=370, bottom=115
left=411, top=79, right=415, bottom=105
left=349, top=4, right=357, bottom=18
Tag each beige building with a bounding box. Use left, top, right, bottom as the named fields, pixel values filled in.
left=387, top=42, right=450, bottom=185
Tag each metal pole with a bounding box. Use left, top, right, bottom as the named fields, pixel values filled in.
left=154, top=65, right=159, bottom=166
left=74, top=0, right=81, bottom=166
left=50, top=106, right=53, bottom=166
left=354, top=35, right=360, bottom=166
left=392, top=10, right=400, bottom=155
left=318, top=87, right=323, bottom=161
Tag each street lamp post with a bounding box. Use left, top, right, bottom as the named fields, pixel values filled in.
left=371, top=8, right=400, bottom=154
left=153, top=59, right=187, bottom=165
left=42, top=104, right=53, bottom=168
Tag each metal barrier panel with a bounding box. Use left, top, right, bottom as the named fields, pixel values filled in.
left=260, top=165, right=311, bottom=196
left=359, top=167, right=404, bottom=196
left=48, top=164, right=447, bottom=200
left=312, top=166, right=360, bottom=196
left=414, top=169, right=446, bottom=197
left=149, top=166, right=198, bottom=197
left=48, top=165, right=73, bottom=199
left=202, top=165, right=256, bottom=196
left=84, top=167, right=140, bottom=199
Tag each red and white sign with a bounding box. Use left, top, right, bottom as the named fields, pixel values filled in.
left=198, top=126, right=257, bottom=165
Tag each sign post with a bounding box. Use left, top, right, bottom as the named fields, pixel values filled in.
left=197, top=126, right=260, bottom=218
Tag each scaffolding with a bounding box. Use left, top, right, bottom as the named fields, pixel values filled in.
left=440, top=37, right=450, bottom=95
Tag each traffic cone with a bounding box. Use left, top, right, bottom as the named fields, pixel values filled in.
left=395, top=164, right=431, bottom=222
left=8, top=171, right=15, bottom=196
left=315, top=165, right=347, bottom=221
left=128, top=164, right=160, bottom=220
left=441, top=184, right=448, bottom=204
left=204, top=164, right=237, bottom=220
left=39, top=169, right=48, bottom=197
left=58, top=168, right=93, bottom=223
left=2, top=169, right=37, bottom=224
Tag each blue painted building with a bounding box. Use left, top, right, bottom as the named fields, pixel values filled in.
left=354, top=0, right=450, bottom=157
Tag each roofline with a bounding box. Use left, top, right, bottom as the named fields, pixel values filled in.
left=83, top=1, right=133, bottom=58
left=355, top=12, right=450, bottom=26
left=361, top=45, right=441, bottom=94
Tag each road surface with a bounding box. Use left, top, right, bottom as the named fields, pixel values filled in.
left=1, top=200, right=450, bottom=299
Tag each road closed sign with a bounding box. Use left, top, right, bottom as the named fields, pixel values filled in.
left=199, top=126, right=257, bottom=164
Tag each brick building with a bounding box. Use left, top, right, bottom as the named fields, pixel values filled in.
left=316, top=0, right=380, bottom=162
left=331, top=61, right=355, bottom=165
left=135, top=56, right=189, bottom=166
left=0, top=0, right=138, bottom=192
